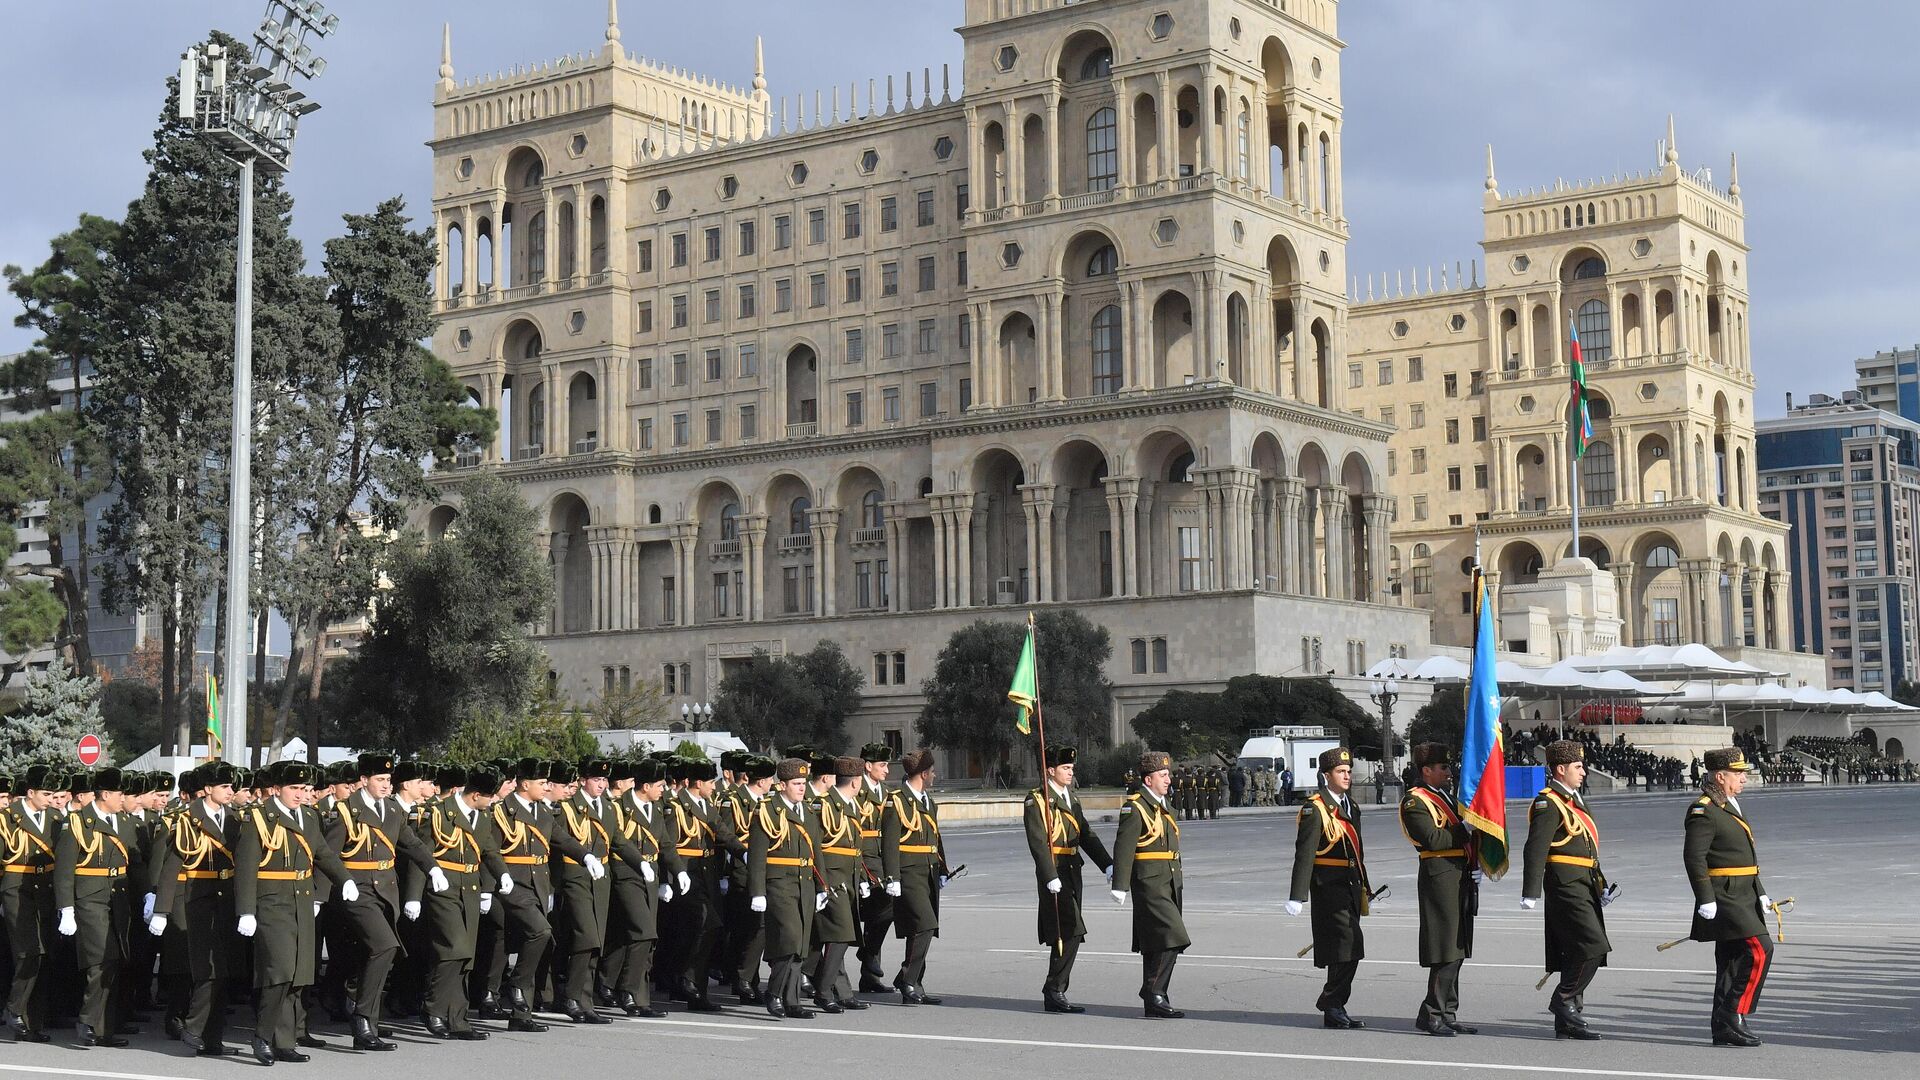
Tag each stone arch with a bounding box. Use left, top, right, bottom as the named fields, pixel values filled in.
left=1514, top=441, right=1551, bottom=511
left=785, top=343, right=820, bottom=425
left=1307, top=318, right=1332, bottom=407
left=444, top=221, right=465, bottom=297
left=1060, top=229, right=1126, bottom=398
left=1296, top=441, right=1332, bottom=487
left=567, top=370, right=598, bottom=453
left=1500, top=539, right=1546, bottom=586
left=1267, top=237, right=1299, bottom=392
left=1631, top=531, right=1687, bottom=645
left=998, top=311, right=1040, bottom=404
left=1057, top=226, right=1124, bottom=281
left=1135, top=430, right=1199, bottom=596
left=1250, top=430, right=1289, bottom=479
left=969, top=447, right=1030, bottom=605
left=1637, top=431, right=1673, bottom=504
left=762, top=472, right=817, bottom=616
left=496, top=144, right=547, bottom=193
left=1150, top=289, right=1195, bottom=388
left=548, top=492, right=593, bottom=633
left=1339, top=451, right=1374, bottom=494
left=1558, top=245, right=1608, bottom=284
left=1051, top=437, right=1115, bottom=599
left=833, top=464, right=889, bottom=611
left=1052, top=25, right=1119, bottom=83
left=425, top=504, right=459, bottom=542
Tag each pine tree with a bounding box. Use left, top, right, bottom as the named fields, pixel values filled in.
left=0, top=657, right=109, bottom=770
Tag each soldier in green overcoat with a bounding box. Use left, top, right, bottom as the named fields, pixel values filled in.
left=1023, top=744, right=1112, bottom=1014
left=747, top=759, right=824, bottom=1019
left=1287, top=746, right=1371, bottom=1029
left=807, top=756, right=867, bottom=1012
left=1684, top=748, right=1771, bottom=1048
left=1111, top=750, right=1188, bottom=1019
left=1398, top=744, right=1479, bottom=1037
left=853, top=743, right=894, bottom=991
left=880, top=748, right=945, bottom=1004
left=408, top=765, right=509, bottom=1040
left=1521, top=740, right=1611, bottom=1040
left=2, top=763, right=65, bottom=1044
left=52, top=767, right=141, bottom=1047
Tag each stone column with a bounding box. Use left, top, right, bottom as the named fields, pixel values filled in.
left=1727, top=563, right=1749, bottom=646
left=956, top=494, right=977, bottom=608
left=931, top=498, right=951, bottom=609
left=1044, top=94, right=1061, bottom=203
left=1134, top=483, right=1156, bottom=596
left=1047, top=286, right=1066, bottom=400
left=1206, top=271, right=1227, bottom=383
left=459, top=205, right=477, bottom=299
left=1319, top=486, right=1350, bottom=599
left=574, top=182, right=591, bottom=282
left=586, top=528, right=610, bottom=630
left=1004, top=99, right=1024, bottom=206
left=547, top=533, right=568, bottom=633
left=1198, top=473, right=1223, bottom=591
left=1548, top=433, right=1566, bottom=510
left=1103, top=476, right=1135, bottom=597
left=1360, top=494, right=1394, bottom=604
left=1251, top=283, right=1273, bottom=394
left=965, top=108, right=982, bottom=220
left=1127, top=279, right=1150, bottom=389
left=1610, top=562, right=1637, bottom=646
left=742, top=515, right=768, bottom=621
left=1289, top=288, right=1309, bottom=399
left=1199, top=68, right=1219, bottom=177
left=1614, top=423, right=1636, bottom=504
left=541, top=187, right=557, bottom=284
left=1767, top=570, right=1792, bottom=650
left=883, top=506, right=906, bottom=613
left=1251, top=479, right=1270, bottom=591
left=433, top=210, right=449, bottom=301
left=1276, top=477, right=1304, bottom=594
left=669, top=524, right=698, bottom=627
left=1018, top=484, right=1044, bottom=601
left=1673, top=421, right=1693, bottom=500
left=808, top=506, right=842, bottom=617
left=1155, top=70, right=1175, bottom=183
left=1328, top=119, right=1344, bottom=220
left=489, top=197, right=505, bottom=290
left=1111, top=76, right=1134, bottom=189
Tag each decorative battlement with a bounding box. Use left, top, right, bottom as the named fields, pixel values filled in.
left=1480, top=118, right=1745, bottom=245
left=633, top=64, right=957, bottom=165
left=963, top=0, right=1338, bottom=38
left=1348, top=261, right=1480, bottom=305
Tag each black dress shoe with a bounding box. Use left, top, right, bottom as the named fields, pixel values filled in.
left=565, top=1004, right=611, bottom=1026
left=836, top=998, right=869, bottom=1011
left=196, top=1045, right=242, bottom=1057
left=1044, top=992, right=1086, bottom=1014
left=18, top=1030, right=52, bottom=1044
left=76, top=1022, right=98, bottom=1047
left=450, top=1030, right=489, bottom=1041
left=812, top=998, right=844, bottom=1014
left=1446, top=1021, right=1479, bottom=1035
left=252, top=1037, right=276, bottom=1065
left=1322, top=1010, right=1356, bottom=1030
left=295, top=1035, right=328, bottom=1050
left=687, top=998, right=725, bottom=1013
left=594, top=986, right=616, bottom=1007
left=858, top=976, right=890, bottom=994
left=165, top=1014, right=186, bottom=1039
left=783, top=1006, right=815, bottom=1020
left=1712, top=1028, right=1760, bottom=1048
left=764, top=1001, right=785, bottom=1022
left=351, top=1016, right=396, bottom=1051
left=507, top=1017, right=548, bottom=1033
left=1144, top=996, right=1185, bottom=1019
left=1731, top=1014, right=1762, bottom=1042
left=1415, top=1015, right=1455, bottom=1037
left=99, top=1035, right=131, bottom=1048
left=273, top=1048, right=311, bottom=1063
left=475, top=1003, right=513, bottom=1021
left=1556, top=1021, right=1602, bottom=1040
left=424, top=1015, right=452, bottom=1039
left=624, top=1003, right=666, bottom=1018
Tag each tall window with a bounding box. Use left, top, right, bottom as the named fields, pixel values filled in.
left=1651, top=598, right=1680, bottom=645
left=1091, top=305, right=1123, bottom=394
left=1236, top=105, right=1251, bottom=178
left=789, top=497, right=811, bottom=536
left=1576, top=298, right=1612, bottom=364
left=1580, top=442, right=1616, bottom=507
left=1086, top=244, right=1118, bottom=277
left=1079, top=48, right=1113, bottom=80
left=1178, top=526, right=1203, bottom=591
left=1318, top=134, right=1331, bottom=213
left=1086, top=108, right=1118, bottom=192
left=719, top=502, right=740, bottom=540
left=862, top=490, right=884, bottom=529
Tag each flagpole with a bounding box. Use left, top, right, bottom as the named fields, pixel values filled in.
left=1567, top=308, right=1581, bottom=564
left=1024, top=611, right=1067, bottom=959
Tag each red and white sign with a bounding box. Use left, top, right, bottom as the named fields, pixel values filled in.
left=77, top=734, right=103, bottom=767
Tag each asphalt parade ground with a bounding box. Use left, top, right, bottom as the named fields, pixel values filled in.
left=4, top=783, right=1916, bottom=1080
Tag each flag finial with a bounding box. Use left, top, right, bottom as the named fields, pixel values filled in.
left=1484, top=143, right=1497, bottom=193
left=1664, top=113, right=1679, bottom=165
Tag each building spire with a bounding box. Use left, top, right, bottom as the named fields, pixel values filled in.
left=1664, top=113, right=1679, bottom=165
left=753, top=35, right=766, bottom=93
left=1728, top=152, right=1741, bottom=198
left=1484, top=143, right=1498, bottom=193
left=438, top=23, right=455, bottom=90
left=604, top=0, right=624, bottom=61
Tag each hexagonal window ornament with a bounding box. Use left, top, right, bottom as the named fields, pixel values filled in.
left=456, top=327, right=472, bottom=350
left=1518, top=395, right=1537, bottom=413
left=457, top=157, right=474, bottom=180
left=721, top=175, right=739, bottom=200
left=791, top=161, right=809, bottom=185
left=1392, top=319, right=1410, bottom=338
left=933, top=136, right=955, bottom=160
left=1511, top=254, right=1530, bottom=273
left=1155, top=218, right=1178, bottom=244
left=1150, top=12, right=1174, bottom=39
left=996, top=45, right=1019, bottom=72
left=1639, top=382, right=1659, bottom=401
left=569, top=133, right=588, bottom=156
left=653, top=187, right=672, bottom=211
left=859, top=149, right=880, bottom=174
left=1001, top=242, right=1023, bottom=268
left=1450, top=313, right=1468, bottom=332
left=568, top=310, right=586, bottom=334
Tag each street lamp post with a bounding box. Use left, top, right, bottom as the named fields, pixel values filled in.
left=177, top=2, right=335, bottom=761
left=1369, top=675, right=1401, bottom=803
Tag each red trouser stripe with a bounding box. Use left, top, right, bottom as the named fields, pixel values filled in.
left=1736, top=936, right=1767, bottom=1014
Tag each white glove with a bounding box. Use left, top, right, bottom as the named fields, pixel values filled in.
left=584, top=854, right=605, bottom=881
left=815, top=892, right=831, bottom=912
left=313, top=901, right=323, bottom=917
left=1045, top=878, right=1062, bottom=894
left=1520, top=897, right=1537, bottom=910
left=429, top=867, right=451, bottom=894
left=1285, top=899, right=1304, bottom=917
left=404, top=900, right=422, bottom=921
left=641, top=862, right=656, bottom=883
left=884, top=880, right=902, bottom=898
left=1470, top=869, right=1484, bottom=884
left=1758, top=894, right=1772, bottom=911
left=341, top=878, right=360, bottom=903
left=938, top=875, right=949, bottom=890
left=142, top=892, right=157, bottom=920
left=1104, top=866, right=1114, bottom=885
left=545, top=893, right=555, bottom=913
left=480, top=893, right=493, bottom=914
left=58, top=908, right=78, bottom=936
left=499, top=873, right=515, bottom=895
left=659, top=884, right=674, bottom=901
left=1696, top=902, right=1718, bottom=920
left=749, top=896, right=767, bottom=913
left=858, top=881, right=871, bottom=899
left=1599, top=889, right=1617, bottom=909
left=148, top=914, right=169, bottom=936
left=718, top=877, right=730, bottom=895
left=237, top=914, right=258, bottom=937
left=1110, top=890, right=1128, bottom=906
left=677, top=872, right=691, bottom=894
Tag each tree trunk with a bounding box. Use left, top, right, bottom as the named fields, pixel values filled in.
left=304, top=609, right=327, bottom=763
left=175, top=592, right=198, bottom=758
left=210, top=566, right=228, bottom=717
left=159, top=598, right=178, bottom=758
left=252, top=611, right=269, bottom=768
left=269, top=611, right=305, bottom=763
left=65, top=356, right=94, bottom=676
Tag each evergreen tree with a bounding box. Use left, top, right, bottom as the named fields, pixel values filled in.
left=0, top=657, right=109, bottom=769
left=916, top=611, right=1113, bottom=772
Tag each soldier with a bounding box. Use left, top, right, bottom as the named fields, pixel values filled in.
left=1110, top=750, right=1186, bottom=1018
left=1685, top=748, right=1770, bottom=1048
left=410, top=764, right=506, bottom=1040
left=1521, top=740, right=1611, bottom=1041
left=748, top=759, right=825, bottom=1019
left=665, top=757, right=726, bottom=1012
left=1399, top=744, right=1480, bottom=1037
left=482, top=758, right=556, bottom=1032
left=881, top=748, right=946, bottom=1004
left=718, top=756, right=774, bottom=1004
left=148, top=764, right=243, bottom=1056
left=53, top=766, right=141, bottom=1047
left=550, top=759, right=615, bottom=1022
left=1024, top=745, right=1113, bottom=1014
left=3, top=764, right=66, bottom=1043
left=236, top=762, right=355, bottom=1065
left=810, top=756, right=868, bottom=1013
left=600, top=759, right=677, bottom=1017
left=1287, top=746, right=1371, bottom=1030
left=326, top=753, right=447, bottom=1050
left=853, top=743, right=893, bottom=992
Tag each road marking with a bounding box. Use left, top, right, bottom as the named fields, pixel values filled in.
left=603, top=1017, right=1799, bottom=1080
left=0, top=1066, right=221, bottom=1080
left=989, top=948, right=1824, bottom=980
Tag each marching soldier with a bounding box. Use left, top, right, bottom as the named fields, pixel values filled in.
left=810, top=756, right=868, bottom=1013
left=149, top=763, right=244, bottom=1056
left=853, top=743, right=893, bottom=992
left=409, top=764, right=506, bottom=1040
left=1110, top=750, right=1187, bottom=1019
left=1287, top=746, right=1371, bottom=1030
left=235, top=762, right=356, bottom=1065
left=551, top=760, right=616, bottom=1023
left=1685, top=748, right=1770, bottom=1048
left=3, top=764, right=66, bottom=1043
left=665, top=757, right=726, bottom=1012
left=482, top=758, right=556, bottom=1032
left=600, top=758, right=678, bottom=1017
left=1399, top=744, right=1479, bottom=1036
left=748, top=759, right=825, bottom=1019
left=53, top=766, right=141, bottom=1047
left=1024, top=745, right=1113, bottom=1014
left=881, top=748, right=946, bottom=1004
left=719, top=757, right=773, bottom=1004
left=1521, top=740, right=1611, bottom=1040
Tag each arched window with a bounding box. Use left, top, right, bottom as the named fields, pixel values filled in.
left=1645, top=544, right=1680, bottom=569
left=1079, top=48, right=1113, bottom=80
left=1236, top=104, right=1251, bottom=178
left=1411, top=544, right=1433, bottom=596
left=1086, top=244, right=1118, bottom=278
left=1573, top=256, right=1607, bottom=280
left=788, top=496, right=812, bottom=536
left=1576, top=298, right=1612, bottom=364
left=527, top=211, right=547, bottom=281
left=1581, top=442, right=1616, bottom=507
left=861, top=490, right=884, bottom=529
left=1317, top=134, right=1331, bottom=213
left=1167, top=451, right=1195, bottom=484
left=719, top=502, right=740, bottom=540
left=523, top=160, right=544, bottom=188
left=1086, top=108, right=1118, bottom=192
left=1091, top=305, right=1124, bottom=395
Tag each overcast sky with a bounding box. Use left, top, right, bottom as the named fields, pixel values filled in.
left=5, top=1, right=1914, bottom=416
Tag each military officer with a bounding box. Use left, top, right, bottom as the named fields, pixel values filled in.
left=748, top=759, right=825, bottom=1020
left=480, top=758, right=555, bottom=1032
left=719, top=756, right=773, bottom=1004
left=853, top=743, right=894, bottom=992
left=236, top=762, right=356, bottom=1065
left=1287, top=746, right=1371, bottom=1029
left=664, top=757, right=726, bottom=1012
left=881, top=749, right=946, bottom=1005
left=149, top=763, right=244, bottom=1056
left=1110, top=750, right=1187, bottom=1019
left=1521, top=740, right=1611, bottom=1040
left=1399, top=744, right=1479, bottom=1036
left=1685, top=748, right=1771, bottom=1048
left=548, top=759, right=615, bottom=1022
left=3, top=764, right=66, bottom=1043
left=809, top=756, right=868, bottom=1013
left=1023, top=745, right=1113, bottom=1014
left=600, top=758, right=678, bottom=1017
left=410, top=764, right=506, bottom=1040
left=53, top=766, right=141, bottom=1047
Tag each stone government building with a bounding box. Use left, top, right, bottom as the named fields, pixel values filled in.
left=423, top=0, right=1444, bottom=766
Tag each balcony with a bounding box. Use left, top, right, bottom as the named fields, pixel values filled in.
left=850, top=526, right=886, bottom=546
left=786, top=421, right=817, bottom=439
left=709, top=539, right=742, bottom=559
left=572, top=436, right=599, bottom=454
left=778, top=534, right=814, bottom=555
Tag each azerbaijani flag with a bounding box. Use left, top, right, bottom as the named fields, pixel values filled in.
left=1007, top=615, right=1038, bottom=736
left=1569, top=322, right=1593, bottom=459
left=1457, top=571, right=1509, bottom=879
left=205, top=671, right=224, bottom=761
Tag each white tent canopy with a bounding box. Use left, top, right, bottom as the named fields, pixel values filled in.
left=1562, top=644, right=1785, bottom=680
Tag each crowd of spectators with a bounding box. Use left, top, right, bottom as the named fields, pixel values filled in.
left=1786, top=734, right=1918, bottom=783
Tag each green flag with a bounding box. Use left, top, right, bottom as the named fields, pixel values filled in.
left=1007, top=619, right=1038, bottom=735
